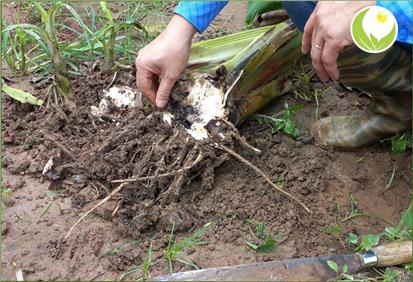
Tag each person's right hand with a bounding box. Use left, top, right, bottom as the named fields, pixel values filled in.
left=135, top=15, right=196, bottom=108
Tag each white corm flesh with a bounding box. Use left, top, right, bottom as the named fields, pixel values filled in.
left=91, top=86, right=140, bottom=119
left=169, top=75, right=226, bottom=140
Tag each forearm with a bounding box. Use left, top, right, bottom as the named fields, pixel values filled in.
left=175, top=1, right=228, bottom=33
left=162, top=14, right=197, bottom=43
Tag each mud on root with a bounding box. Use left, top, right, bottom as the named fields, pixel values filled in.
left=68, top=108, right=255, bottom=237
left=22, top=69, right=261, bottom=238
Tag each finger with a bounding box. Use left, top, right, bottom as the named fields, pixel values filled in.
left=136, top=61, right=157, bottom=105
left=156, top=75, right=178, bottom=108
left=310, top=28, right=328, bottom=82
left=302, top=9, right=317, bottom=54
left=321, top=41, right=341, bottom=81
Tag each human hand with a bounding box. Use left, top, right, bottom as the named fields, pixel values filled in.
left=302, top=1, right=375, bottom=82
left=135, top=15, right=196, bottom=108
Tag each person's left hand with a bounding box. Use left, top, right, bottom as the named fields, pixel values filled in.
left=302, top=1, right=374, bottom=82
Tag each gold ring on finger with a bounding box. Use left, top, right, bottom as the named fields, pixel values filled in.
left=313, top=43, right=324, bottom=50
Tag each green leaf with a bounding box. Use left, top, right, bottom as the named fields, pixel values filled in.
left=245, top=240, right=259, bottom=250
left=246, top=236, right=275, bottom=253
left=175, top=254, right=199, bottom=269
left=391, top=134, right=406, bottom=154
left=383, top=267, right=401, bottom=282
left=2, top=84, right=43, bottom=106
left=22, top=29, right=50, bottom=56
left=283, top=119, right=300, bottom=139
left=2, top=23, right=45, bottom=37
left=62, top=4, right=93, bottom=36
left=256, top=222, right=265, bottom=239
left=274, top=120, right=285, bottom=131
left=100, top=1, right=114, bottom=23
left=347, top=233, right=358, bottom=245
left=399, top=203, right=412, bottom=230
left=38, top=202, right=53, bottom=221
left=142, top=242, right=152, bottom=279
left=322, top=225, right=343, bottom=234
left=2, top=188, right=13, bottom=196
left=33, top=1, right=49, bottom=24
left=256, top=236, right=276, bottom=253
left=2, top=29, right=11, bottom=52
left=286, top=103, right=304, bottom=113
left=384, top=226, right=400, bottom=240
left=342, top=264, right=348, bottom=274
left=358, top=234, right=380, bottom=251
left=326, top=260, right=339, bottom=273
left=405, top=131, right=412, bottom=149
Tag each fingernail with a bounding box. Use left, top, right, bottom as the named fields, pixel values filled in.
left=156, top=99, right=168, bottom=108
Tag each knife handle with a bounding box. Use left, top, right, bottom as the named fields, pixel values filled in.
left=372, top=241, right=412, bottom=267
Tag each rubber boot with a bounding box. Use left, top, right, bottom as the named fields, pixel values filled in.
left=245, top=1, right=283, bottom=26
left=311, top=44, right=412, bottom=149
left=252, top=10, right=289, bottom=27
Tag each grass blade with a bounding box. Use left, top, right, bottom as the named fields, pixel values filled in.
left=38, top=202, right=53, bottom=222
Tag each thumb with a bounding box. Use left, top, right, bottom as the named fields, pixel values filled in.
left=156, top=75, right=177, bottom=108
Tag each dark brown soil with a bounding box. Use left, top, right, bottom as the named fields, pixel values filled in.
left=2, top=2, right=411, bottom=281
left=3, top=59, right=412, bottom=280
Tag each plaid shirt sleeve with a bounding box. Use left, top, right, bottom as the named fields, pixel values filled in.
left=175, top=1, right=228, bottom=33
left=377, top=1, right=412, bottom=44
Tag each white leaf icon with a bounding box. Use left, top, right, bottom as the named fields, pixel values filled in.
left=362, top=7, right=396, bottom=41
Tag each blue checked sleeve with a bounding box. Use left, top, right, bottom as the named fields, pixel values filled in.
left=175, top=1, right=228, bottom=33
left=377, top=1, right=412, bottom=44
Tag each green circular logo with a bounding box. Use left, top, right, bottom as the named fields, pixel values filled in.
left=351, top=6, right=398, bottom=53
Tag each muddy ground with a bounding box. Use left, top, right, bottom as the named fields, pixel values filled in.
left=2, top=2, right=412, bottom=281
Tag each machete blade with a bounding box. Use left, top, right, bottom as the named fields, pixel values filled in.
left=153, top=254, right=364, bottom=281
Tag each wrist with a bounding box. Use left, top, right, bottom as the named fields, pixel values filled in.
left=164, top=14, right=196, bottom=44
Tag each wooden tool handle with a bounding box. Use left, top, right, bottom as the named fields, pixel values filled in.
left=372, top=241, right=412, bottom=267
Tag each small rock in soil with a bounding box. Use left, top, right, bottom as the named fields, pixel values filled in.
left=185, top=248, right=195, bottom=255
left=2, top=197, right=15, bottom=207
left=44, top=170, right=61, bottom=181
left=94, top=201, right=118, bottom=221
left=159, top=204, right=194, bottom=232
left=3, top=135, right=15, bottom=144
left=9, top=159, right=30, bottom=174
left=23, top=136, right=41, bottom=150
left=2, top=157, right=12, bottom=167
left=72, top=187, right=97, bottom=208
left=15, top=178, right=26, bottom=189
left=71, top=174, right=87, bottom=189
left=2, top=221, right=9, bottom=236
left=28, top=162, right=40, bottom=174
